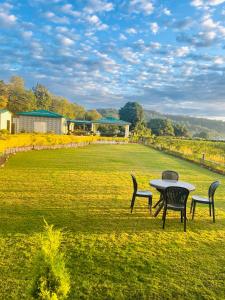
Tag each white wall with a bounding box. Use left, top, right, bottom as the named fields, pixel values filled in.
left=0, top=111, right=12, bottom=132
left=14, top=116, right=67, bottom=134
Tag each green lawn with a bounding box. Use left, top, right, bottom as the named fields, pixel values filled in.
left=0, top=144, right=225, bottom=299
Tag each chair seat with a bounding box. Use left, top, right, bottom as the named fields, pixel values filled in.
left=192, top=195, right=210, bottom=204
left=136, top=190, right=152, bottom=197
left=167, top=204, right=184, bottom=210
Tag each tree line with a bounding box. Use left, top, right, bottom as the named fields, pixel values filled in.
left=0, top=76, right=102, bottom=121
left=119, top=102, right=189, bottom=137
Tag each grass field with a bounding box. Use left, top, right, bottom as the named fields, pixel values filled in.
left=0, top=144, right=225, bottom=299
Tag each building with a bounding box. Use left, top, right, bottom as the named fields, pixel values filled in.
left=0, top=109, right=12, bottom=133
left=13, top=110, right=67, bottom=134
left=68, top=117, right=130, bottom=137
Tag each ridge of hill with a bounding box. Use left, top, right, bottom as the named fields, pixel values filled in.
left=97, top=108, right=225, bottom=138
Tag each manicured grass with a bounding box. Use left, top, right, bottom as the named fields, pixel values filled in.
left=0, top=144, right=225, bottom=299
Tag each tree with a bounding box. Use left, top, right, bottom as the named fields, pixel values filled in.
left=148, top=118, right=174, bottom=136
left=8, top=76, right=37, bottom=113
left=85, top=109, right=102, bottom=121
left=50, top=96, right=86, bottom=119
left=9, top=76, right=25, bottom=91
left=132, top=121, right=152, bottom=139
left=193, top=131, right=209, bottom=139
left=33, top=83, right=52, bottom=110
left=7, top=90, right=36, bottom=113
left=119, top=102, right=144, bottom=128
left=173, top=123, right=189, bottom=137
left=0, top=80, right=8, bottom=109
left=0, top=95, right=8, bottom=109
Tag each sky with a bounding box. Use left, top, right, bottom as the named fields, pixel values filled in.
left=1, top=0, right=225, bottom=119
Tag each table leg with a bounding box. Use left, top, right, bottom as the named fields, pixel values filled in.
left=153, top=190, right=165, bottom=217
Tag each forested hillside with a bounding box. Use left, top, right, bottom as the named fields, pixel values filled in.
left=98, top=108, right=225, bottom=138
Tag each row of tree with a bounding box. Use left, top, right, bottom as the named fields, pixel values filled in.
left=119, top=102, right=189, bottom=137
left=1, top=76, right=191, bottom=138
left=0, top=76, right=102, bottom=120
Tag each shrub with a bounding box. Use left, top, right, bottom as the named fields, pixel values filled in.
left=31, top=221, right=70, bottom=300
left=0, top=129, right=9, bottom=135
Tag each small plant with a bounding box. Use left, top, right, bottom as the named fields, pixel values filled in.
left=31, top=220, right=70, bottom=300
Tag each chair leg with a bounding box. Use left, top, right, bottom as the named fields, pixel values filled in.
left=212, top=202, right=215, bottom=223
left=162, top=207, right=167, bottom=229
left=148, top=196, right=152, bottom=216
left=190, top=199, right=193, bottom=213
left=181, top=211, right=183, bottom=223
left=192, top=202, right=196, bottom=220
left=209, top=203, right=212, bottom=216
left=130, top=194, right=136, bottom=213
left=184, top=208, right=187, bottom=232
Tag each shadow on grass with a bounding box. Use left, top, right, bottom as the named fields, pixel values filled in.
left=0, top=204, right=224, bottom=236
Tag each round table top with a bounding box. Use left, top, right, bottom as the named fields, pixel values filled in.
left=150, top=179, right=195, bottom=191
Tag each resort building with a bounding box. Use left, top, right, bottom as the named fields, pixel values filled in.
left=13, top=110, right=67, bottom=134
left=0, top=109, right=12, bottom=133
left=68, top=117, right=130, bottom=137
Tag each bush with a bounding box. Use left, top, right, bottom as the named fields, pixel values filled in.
left=31, top=221, right=70, bottom=300
left=0, top=129, right=9, bottom=135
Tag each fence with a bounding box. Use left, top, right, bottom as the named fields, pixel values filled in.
left=0, top=140, right=128, bottom=167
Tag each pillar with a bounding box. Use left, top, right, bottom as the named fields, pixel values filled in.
left=124, top=125, right=129, bottom=138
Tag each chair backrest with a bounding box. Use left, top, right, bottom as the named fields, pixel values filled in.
left=162, top=170, right=179, bottom=181
left=208, top=181, right=220, bottom=201
left=131, top=174, right=138, bottom=193
left=164, top=186, right=189, bottom=208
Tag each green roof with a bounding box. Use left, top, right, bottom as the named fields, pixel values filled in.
left=93, top=117, right=130, bottom=125
left=68, top=120, right=92, bottom=124
left=16, top=110, right=64, bottom=118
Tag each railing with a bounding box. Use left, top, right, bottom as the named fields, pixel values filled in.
left=0, top=139, right=128, bottom=167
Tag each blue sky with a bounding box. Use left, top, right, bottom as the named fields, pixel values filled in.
left=1, top=0, right=225, bottom=119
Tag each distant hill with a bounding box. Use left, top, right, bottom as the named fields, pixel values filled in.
left=97, top=108, right=225, bottom=138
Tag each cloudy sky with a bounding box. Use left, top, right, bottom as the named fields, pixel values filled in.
left=1, top=0, right=225, bottom=118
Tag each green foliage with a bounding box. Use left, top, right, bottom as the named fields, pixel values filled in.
left=193, top=131, right=209, bottom=139
left=7, top=76, right=36, bottom=113
left=33, top=84, right=52, bottom=110
left=98, top=125, right=124, bottom=137
left=31, top=221, right=70, bottom=300
left=50, top=96, right=85, bottom=120
left=119, top=102, right=144, bottom=128
left=173, top=123, right=189, bottom=137
left=85, top=109, right=102, bottom=121
left=147, top=136, right=225, bottom=173
left=131, top=121, right=151, bottom=141
left=148, top=118, right=174, bottom=136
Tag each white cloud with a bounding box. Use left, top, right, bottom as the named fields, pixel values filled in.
left=175, top=46, right=190, bottom=57
left=84, top=0, right=114, bottom=14
left=119, top=33, right=127, bottom=40
left=214, top=56, right=225, bottom=64
left=0, top=4, right=17, bottom=27
left=163, top=8, right=171, bottom=16
left=61, top=4, right=81, bottom=17
left=150, top=42, right=161, bottom=49
left=126, top=27, right=137, bottom=34
left=120, top=47, right=140, bottom=64
left=44, top=12, right=69, bottom=24
left=0, top=12, right=16, bottom=26
left=150, top=22, right=159, bottom=34
left=59, top=36, right=75, bottom=46
left=86, top=15, right=108, bottom=30
left=130, top=0, right=154, bottom=15
left=191, top=0, right=225, bottom=7
left=21, top=31, right=33, bottom=39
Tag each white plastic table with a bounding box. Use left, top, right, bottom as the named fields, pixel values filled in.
left=150, top=179, right=195, bottom=217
